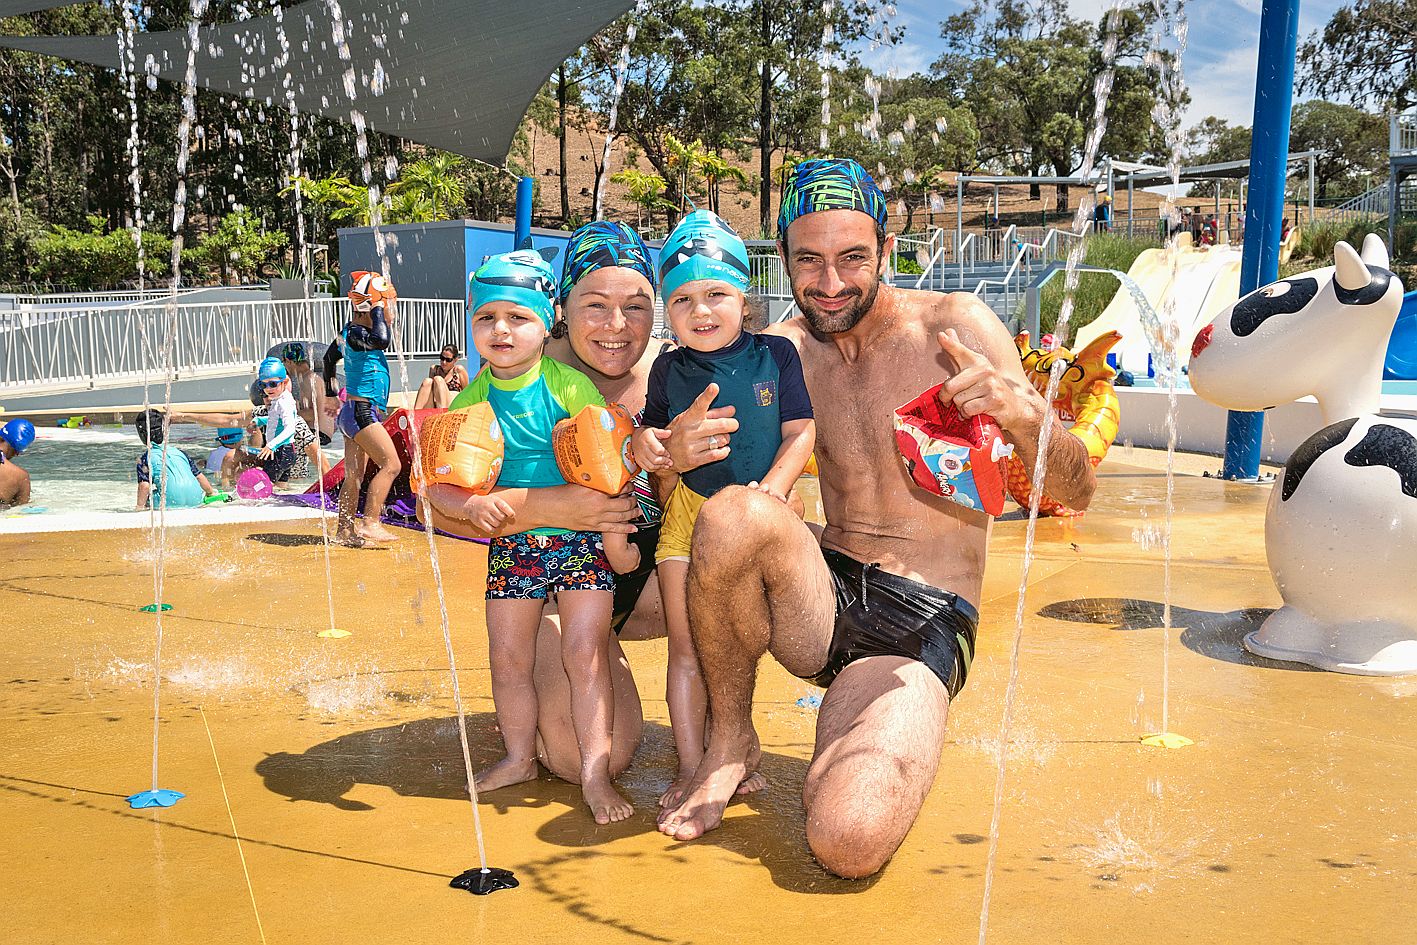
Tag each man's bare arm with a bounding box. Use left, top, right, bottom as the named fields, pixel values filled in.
left=935, top=297, right=1097, bottom=511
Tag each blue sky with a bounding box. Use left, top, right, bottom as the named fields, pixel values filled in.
left=855, top=0, right=1348, bottom=131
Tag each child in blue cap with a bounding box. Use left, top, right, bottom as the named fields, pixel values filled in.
left=630, top=209, right=816, bottom=808
left=206, top=427, right=246, bottom=481
left=223, top=357, right=303, bottom=487
left=0, top=418, right=34, bottom=463
left=449, top=248, right=640, bottom=825
left=0, top=418, right=35, bottom=508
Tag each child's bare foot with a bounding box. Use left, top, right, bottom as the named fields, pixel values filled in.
left=473, top=757, right=538, bottom=793
left=582, top=777, right=634, bottom=825
left=334, top=529, right=366, bottom=548
left=358, top=521, right=400, bottom=543
left=659, top=768, right=698, bottom=810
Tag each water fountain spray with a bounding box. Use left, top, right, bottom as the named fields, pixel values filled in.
left=1138, top=0, right=1193, bottom=752
left=128, top=0, right=210, bottom=812
left=593, top=0, right=650, bottom=221
left=976, top=3, right=1128, bottom=938
left=320, top=0, right=513, bottom=893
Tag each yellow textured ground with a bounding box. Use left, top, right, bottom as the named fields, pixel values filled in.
left=2, top=450, right=1413, bottom=945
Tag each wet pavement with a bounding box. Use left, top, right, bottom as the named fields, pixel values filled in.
left=2, top=451, right=1413, bottom=944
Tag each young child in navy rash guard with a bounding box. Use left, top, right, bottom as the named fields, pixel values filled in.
left=631, top=209, right=816, bottom=808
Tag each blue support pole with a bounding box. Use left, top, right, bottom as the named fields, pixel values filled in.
left=1224, top=0, right=1301, bottom=480
left=514, top=176, right=535, bottom=247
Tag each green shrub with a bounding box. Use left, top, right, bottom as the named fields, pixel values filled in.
left=32, top=217, right=173, bottom=290
left=189, top=210, right=288, bottom=283
left=1292, top=220, right=1415, bottom=270
left=1035, top=233, right=1157, bottom=338
left=894, top=255, right=925, bottom=275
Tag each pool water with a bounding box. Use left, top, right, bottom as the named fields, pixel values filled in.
left=17, top=425, right=335, bottom=514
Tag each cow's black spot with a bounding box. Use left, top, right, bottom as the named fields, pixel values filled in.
left=1343, top=424, right=1417, bottom=498
left=1333, top=265, right=1394, bottom=307
left=1231, top=278, right=1319, bottom=338
left=1283, top=418, right=1358, bottom=501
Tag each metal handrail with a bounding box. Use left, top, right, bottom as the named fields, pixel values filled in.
left=1, top=296, right=464, bottom=393
left=913, top=241, right=951, bottom=290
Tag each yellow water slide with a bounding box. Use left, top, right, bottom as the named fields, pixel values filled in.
left=1073, top=234, right=1245, bottom=375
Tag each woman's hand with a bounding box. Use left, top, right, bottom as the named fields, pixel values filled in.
left=664, top=383, right=738, bottom=472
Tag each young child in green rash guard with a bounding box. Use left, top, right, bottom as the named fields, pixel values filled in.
left=630, top=209, right=816, bottom=810
left=448, top=248, right=640, bottom=826
left=133, top=409, right=220, bottom=511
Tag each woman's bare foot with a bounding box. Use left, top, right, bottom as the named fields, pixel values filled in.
left=658, top=734, right=760, bottom=840
left=358, top=521, right=400, bottom=543
left=582, top=777, right=634, bottom=825
left=473, top=756, right=538, bottom=793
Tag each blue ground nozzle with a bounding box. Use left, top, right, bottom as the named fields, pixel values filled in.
left=450, top=866, right=518, bottom=895
left=127, top=789, right=185, bottom=809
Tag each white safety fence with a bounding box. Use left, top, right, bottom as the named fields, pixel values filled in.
left=1393, top=111, right=1417, bottom=157
left=0, top=296, right=465, bottom=393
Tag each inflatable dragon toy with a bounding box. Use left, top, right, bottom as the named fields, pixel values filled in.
left=1005, top=329, right=1122, bottom=517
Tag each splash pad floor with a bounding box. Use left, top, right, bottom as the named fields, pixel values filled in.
left=2, top=450, right=1413, bottom=944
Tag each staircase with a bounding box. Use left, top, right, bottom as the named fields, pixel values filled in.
left=897, top=224, right=1091, bottom=328
left=891, top=261, right=1023, bottom=323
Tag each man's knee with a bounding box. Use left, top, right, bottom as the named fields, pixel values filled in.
left=804, top=807, right=901, bottom=879
left=693, top=486, right=790, bottom=561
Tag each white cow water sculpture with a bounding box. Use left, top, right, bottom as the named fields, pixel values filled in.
left=1189, top=236, right=1417, bottom=675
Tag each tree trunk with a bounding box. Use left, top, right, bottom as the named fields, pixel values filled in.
left=558, top=64, right=570, bottom=223
left=1055, top=183, right=1069, bottom=214
left=757, top=1, right=773, bottom=236
left=77, top=99, right=90, bottom=216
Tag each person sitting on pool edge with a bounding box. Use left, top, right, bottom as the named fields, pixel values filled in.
left=414, top=343, right=469, bottom=410
left=134, top=409, right=220, bottom=510
left=0, top=418, right=35, bottom=508
left=655, top=158, right=1097, bottom=877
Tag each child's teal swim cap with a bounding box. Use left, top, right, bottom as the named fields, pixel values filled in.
left=469, top=249, right=558, bottom=329
left=658, top=209, right=750, bottom=302
left=257, top=357, right=288, bottom=382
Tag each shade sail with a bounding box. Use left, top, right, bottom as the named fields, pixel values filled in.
left=0, top=0, right=633, bottom=163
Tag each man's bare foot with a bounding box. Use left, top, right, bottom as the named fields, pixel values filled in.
left=659, top=768, right=764, bottom=811
left=358, top=521, right=400, bottom=543
left=658, top=735, right=760, bottom=840
left=582, top=777, right=634, bottom=825
left=473, top=756, right=538, bottom=793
